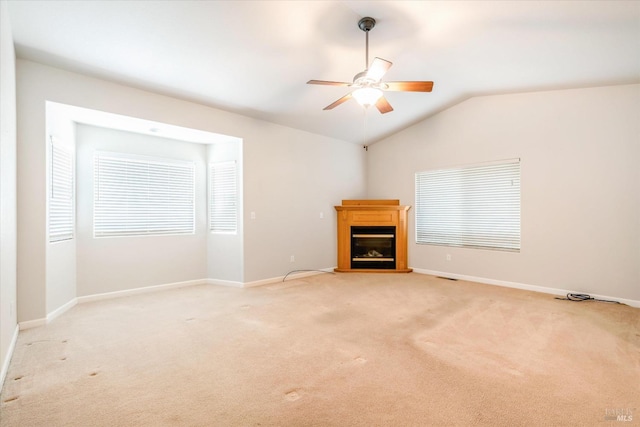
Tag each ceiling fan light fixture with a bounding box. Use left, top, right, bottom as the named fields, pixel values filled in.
left=352, top=87, right=383, bottom=107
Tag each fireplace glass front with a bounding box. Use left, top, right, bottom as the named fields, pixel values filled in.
left=351, top=226, right=396, bottom=269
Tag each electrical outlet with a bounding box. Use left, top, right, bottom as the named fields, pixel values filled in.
left=446, top=254, right=452, bottom=261
left=319, top=212, right=324, bottom=219
left=290, top=255, right=295, bottom=262
left=250, top=212, right=256, bottom=220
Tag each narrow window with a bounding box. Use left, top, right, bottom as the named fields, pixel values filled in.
left=94, top=152, right=195, bottom=237
left=49, top=137, right=74, bottom=242
left=209, top=161, right=237, bottom=234
left=415, top=159, right=521, bottom=251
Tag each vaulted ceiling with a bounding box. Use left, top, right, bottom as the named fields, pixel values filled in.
left=7, top=0, right=640, bottom=144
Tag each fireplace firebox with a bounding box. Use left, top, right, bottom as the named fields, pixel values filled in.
left=351, top=226, right=396, bottom=269
left=335, top=200, right=412, bottom=273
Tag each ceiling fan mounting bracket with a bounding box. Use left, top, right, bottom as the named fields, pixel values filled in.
left=358, top=17, right=376, bottom=32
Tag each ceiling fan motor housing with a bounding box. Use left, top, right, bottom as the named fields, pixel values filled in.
left=352, top=70, right=388, bottom=90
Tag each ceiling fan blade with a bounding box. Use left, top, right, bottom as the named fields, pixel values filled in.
left=307, top=80, right=350, bottom=86
left=365, top=57, right=392, bottom=81
left=385, top=81, right=434, bottom=92
left=323, top=93, right=353, bottom=110
left=375, top=96, right=393, bottom=114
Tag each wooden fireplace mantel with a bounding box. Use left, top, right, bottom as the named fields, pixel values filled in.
left=335, top=200, right=412, bottom=273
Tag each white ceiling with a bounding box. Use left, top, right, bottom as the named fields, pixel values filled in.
left=7, top=0, right=640, bottom=144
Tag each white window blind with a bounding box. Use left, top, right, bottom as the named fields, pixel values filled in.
left=94, top=152, right=195, bottom=237
left=49, top=138, right=74, bottom=243
left=209, top=161, right=237, bottom=233
left=415, top=159, right=520, bottom=251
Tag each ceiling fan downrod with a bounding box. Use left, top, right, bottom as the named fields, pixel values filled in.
left=358, top=17, right=376, bottom=70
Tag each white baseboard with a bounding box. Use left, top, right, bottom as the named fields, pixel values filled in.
left=206, top=278, right=244, bottom=288
left=19, top=318, right=46, bottom=330
left=47, top=298, right=78, bottom=323
left=20, top=280, right=210, bottom=328
left=1, top=324, right=19, bottom=388
left=243, top=268, right=335, bottom=288
left=76, top=279, right=208, bottom=304
left=411, top=268, right=640, bottom=308
left=21, top=298, right=79, bottom=330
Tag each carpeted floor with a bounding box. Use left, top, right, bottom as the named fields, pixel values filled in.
left=1, top=273, right=638, bottom=426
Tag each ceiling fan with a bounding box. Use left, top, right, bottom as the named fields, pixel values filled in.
left=307, top=17, right=434, bottom=114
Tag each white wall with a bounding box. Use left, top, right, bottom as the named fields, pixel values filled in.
left=242, top=126, right=366, bottom=282
left=0, top=0, right=18, bottom=385
left=367, top=84, right=640, bottom=302
left=16, top=63, right=47, bottom=323
left=75, top=125, right=208, bottom=296
left=207, top=140, right=244, bottom=283
left=16, top=59, right=366, bottom=321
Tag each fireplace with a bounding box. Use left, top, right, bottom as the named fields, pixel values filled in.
left=335, top=200, right=412, bottom=273
left=351, top=226, right=396, bottom=269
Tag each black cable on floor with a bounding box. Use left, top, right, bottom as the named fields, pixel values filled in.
left=555, top=293, right=622, bottom=304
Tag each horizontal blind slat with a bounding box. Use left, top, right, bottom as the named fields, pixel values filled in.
left=94, top=152, right=195, bottom=237
left=415, top=159, right=520, bottom=251
left=209, top=161, right=237, bottom=233
left=49, top=141, right=74, bottom=243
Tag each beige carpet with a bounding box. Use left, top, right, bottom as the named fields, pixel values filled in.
left=1, top=273, right=638, bottom=426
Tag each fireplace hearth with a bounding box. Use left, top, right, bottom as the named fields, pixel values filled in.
left=335, top=200, right=411, bottom=273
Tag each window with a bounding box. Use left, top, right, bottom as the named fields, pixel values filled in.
left=209, top=161, right=237, bottom=233
left=94, top=152, right=195, bottom=237
left=415, top=159, right=520, bottom=251
left=49, top=138, right=74, bottom=242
